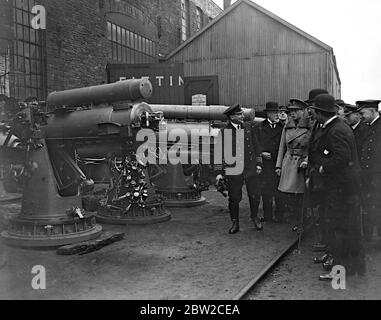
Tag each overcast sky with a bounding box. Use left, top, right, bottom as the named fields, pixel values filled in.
left=214, top=0, right=381, bottom=104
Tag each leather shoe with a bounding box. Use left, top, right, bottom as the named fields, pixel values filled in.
left=319, top=270, right=336, bottom=281
left=312, top=242, right=327, bottom=252
left=322, top=256, right=334, bottom=271
left=229, top=220, right=240, bottom=234
left=253, top=218, right=263, bottom=231
left=313, top=253, right=330, bottom=264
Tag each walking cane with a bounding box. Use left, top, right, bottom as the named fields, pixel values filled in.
left=296, top=171, right=310, bottom=254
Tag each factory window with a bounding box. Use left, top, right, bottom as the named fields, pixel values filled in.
left=0, top=48, right=10, bottom=96
left=107, top=21, right=156, bottom=64
left=13, top=0, right=46, bottom=100
left=181, top=0, right=190, bottom=41
left=196, top=7, right=203, bottom=32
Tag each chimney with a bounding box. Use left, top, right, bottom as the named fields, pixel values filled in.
left=223, top=0, right=232, bottom=10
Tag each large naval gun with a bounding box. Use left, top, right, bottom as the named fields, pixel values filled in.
left=0, top=79, right=170, bottom=247
left=145, top=104, right=262, bottom=207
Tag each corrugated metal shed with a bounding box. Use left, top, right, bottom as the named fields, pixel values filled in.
left=165, top=0, right=341, bottom=109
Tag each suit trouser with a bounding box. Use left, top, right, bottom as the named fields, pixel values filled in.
left=325, top=188, right=364, bottom=270
left=361, top=179, right=381, bottom=241
left=362, top=206, right=381, bottom=241
left=251, top=192, right=285, bottom=220
left=226, top=174, right=257, bottom=222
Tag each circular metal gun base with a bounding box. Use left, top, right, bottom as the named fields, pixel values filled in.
left=1, top=215, right=102, bottom=248
left=95, top=203, right=171, bottom=225
left=156, top=190, right=206, bottom=208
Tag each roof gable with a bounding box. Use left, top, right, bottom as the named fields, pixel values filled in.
left=165, top=0, right=332, bottom=60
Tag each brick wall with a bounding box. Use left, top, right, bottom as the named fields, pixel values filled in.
left=0, top=0, right=221, bottom=97
left=157, top=0, right=182, bottom=56
left=39, top=0, right=108, bottom=93
left=0, top=0, right=13, bottom=97
left=191, top=0, right=222, bottom=19
left=0, top=0, right=13, bottom=52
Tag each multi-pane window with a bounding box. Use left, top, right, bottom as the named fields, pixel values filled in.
left=0, top=47, right=10, bottom=96
left=13, top=0, right=45, bottom=100
left=107, top=21, right=157, bottom=64
left=196, top=7, right=203, bottom=32
left=181, top=0, right=190, bottom=41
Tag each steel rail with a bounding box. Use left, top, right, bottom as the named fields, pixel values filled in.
left=233, top=221, right=315, bottom=300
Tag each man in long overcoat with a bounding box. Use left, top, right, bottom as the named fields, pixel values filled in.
left=310, top=94, right=365, bottom=279
left=276, top=99, right=312, bottom=217
left=216, top=104, right=263, bottom=234
left=344, top=104, right=369, bottom=158
left=252, top=102, right=285, bottom=222
left=358, top=99, right=381, bottom=242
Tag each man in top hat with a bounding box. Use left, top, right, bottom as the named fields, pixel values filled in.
left=216, top=104, right=263, bottom=234
left=252, top=102, right=285, bottom=223
left=310, top=94, right=364, bottom=279
left=343, top=103, right=369, bottom=157
left=357, top=99, right=381, bottom=242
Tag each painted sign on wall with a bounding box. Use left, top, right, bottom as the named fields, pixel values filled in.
left=192, top=94, right=207, bottom=106
left=107, top=63, right=185, bottom=104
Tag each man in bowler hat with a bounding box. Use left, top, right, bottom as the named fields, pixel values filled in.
left=252, top=102, right=285, bottom=223
left=310, top=94, right=364, bottom=279
left=357, top=99, right=381, bottom=242
left=216, top=104, right=263, bottom=234
left=305, top=89, right=330, bottom=258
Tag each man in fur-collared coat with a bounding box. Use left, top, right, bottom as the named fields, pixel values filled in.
left=310, top=94, right=364, bottom=279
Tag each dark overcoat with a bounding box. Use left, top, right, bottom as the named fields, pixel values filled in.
left=360, top=116, right=381, bottom=213
left=353, top=121, right=369, bottom=158
left=219, top=122, right=262, bottom=177
left=253, top=120, right=283, bottom=195
left=310, top=117, right=361, bottom=229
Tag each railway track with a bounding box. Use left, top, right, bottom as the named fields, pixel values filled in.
left=234, top=223, right=314, bottom=300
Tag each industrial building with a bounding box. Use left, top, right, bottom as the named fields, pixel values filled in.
left=164, top=0, right=341, bottom=108
left=1, top=0, right=341, bottom=109
left=0, top=0, right=221, bottom=101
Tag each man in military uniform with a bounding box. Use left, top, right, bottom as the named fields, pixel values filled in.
left=310, top=94, right=364, bottom=279
left=216, top=104, right=263, bottom=234
left=252, top=102, right=285, bottom=223
left=358, top=99, right=381, bottom=242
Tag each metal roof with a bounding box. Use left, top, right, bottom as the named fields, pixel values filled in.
left=165, top=0, right=333, bottom=59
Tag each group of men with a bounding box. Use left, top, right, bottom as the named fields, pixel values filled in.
left=217, top=88, right=380, bottom=280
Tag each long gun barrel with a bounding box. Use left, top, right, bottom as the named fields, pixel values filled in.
left=150, top=105, right=256, bottom=122
left=47, top=79, right=152, bottom=108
